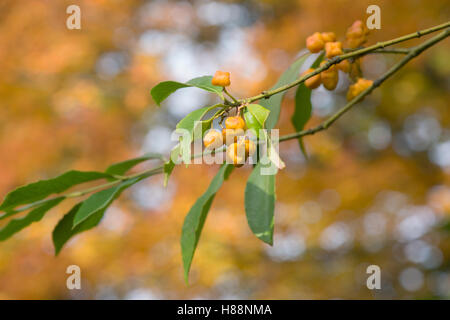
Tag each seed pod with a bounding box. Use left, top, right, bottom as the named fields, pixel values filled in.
left=321, top=32, right=336, bottom=43
left=302, top=68, right=321, bottom=89
left=345, top=20, right=369, bottom=49
left=203, top=129, right=223, bottom=149
left=211, top=70, right=231, bottom=87
left=346, top=78, right=373, bottom=101
left=346, top=36, right=366, bottom=49
left=320, top=62, right=339, bottom=90
left=325, top=41, right=343, bottom=58
left=222, top=128, right=245, bottom=145
left=337, top=59, right=351, bottom=73
left=239, top=139, right=256, bottom=158
left=306, top=32, right=325, bottom=53
left=346, top=20, right=369, bottom=39
left=225, top=116, right=246, bottom=130
left=226, top=142, right=246, bottom=167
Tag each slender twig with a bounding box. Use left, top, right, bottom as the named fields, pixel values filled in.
left=223, top=87, right=239, bottom=103
left=344, top=48, right=411, bottom=55
left=0, top=166, right=164, bottom=218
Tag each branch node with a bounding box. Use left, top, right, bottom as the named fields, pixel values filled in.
left=332, top=56, right=342, bottom=64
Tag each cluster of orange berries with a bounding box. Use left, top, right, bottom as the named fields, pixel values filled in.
left=304, top=21, right=373, bottom=100
left=208, top=71, right=256, bottom=167
left=203, top=114, right=256, bottom=167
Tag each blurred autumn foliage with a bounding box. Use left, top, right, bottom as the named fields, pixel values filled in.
left=0, top=0, right=449, bottom=299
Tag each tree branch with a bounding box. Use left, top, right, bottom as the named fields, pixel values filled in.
left=239, top=21, right=449, bottom=105
left=279, top=28, right=449, bottom=142
left=1, top=24, right=448, bottom=214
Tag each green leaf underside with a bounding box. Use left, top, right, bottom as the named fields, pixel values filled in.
left=163, top=145, right=180, bottom=187
left=150, top=76, right=223, bottom=106
left=292, top=52, right=325, bottom=156
left=181, top=164, right=234, bottom=283
left=53, top=176, right=143, bottom=255
left=177, top=104, right=222, bottom=132
left=163, top=104, right=221, bottom=185
left=0, top=197, right=64, bottom=241
left=244, top=162, right=276, bottom=245
left=73, top=177, right=141, bottom=227
left=292, top=84, right=312, bottom=156
left=0, top=171, right=113, bottom=212
left=105, top=153, right=164, bottom=176
left=260, top=53, right=311, bottom=130
left=52, top=203, right=104, bottom=255
left=244, top=104, right=270, bottom=139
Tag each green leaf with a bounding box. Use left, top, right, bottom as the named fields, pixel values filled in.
left=244, top=104, right=270, bottom=136
left=150, top=76, right=223, bottom=106
left=260, top=53, right=311, bottom=129
left=0, top=171, right=113, bottom=212
left=106, top=153, right=164, bottom=176
left=163, top=104, right=222, bottom=183
left=244, top=161, right=276, bottom=245
left=181, top=164, right=234, bottom=283
left=176, top=104, right=221, bottom=134
left=247, top=104, right=270, bottom=127
left=52, top=176, right=144, bottom=255
left=52, top=203, right=105, bottom=256
left=0, top=197, right=64, bottom=241
left=72, top=177, right=141, bottom=227
left=163, top=145, right=181, bottom=187
left=292, top=84, right=312, bottom=156
left=292, top=53, right=325, bottom=156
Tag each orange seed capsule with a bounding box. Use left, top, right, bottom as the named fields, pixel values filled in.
left=321, top=32, right=336, bottom=43
left=346, top=78, right=373, bottom=101
left=346, top=36, right=366, bottom=49
left=345, top=20, right=369, bottom=49
left=203, top=130, right=223, bottom=149
left=225, top=116, right=246, bottom=130
left=211, top=70, right=231, bottom=87
left=302, top=68, right=321, bottom=89
left=240, top=139, right=256, bottom=157
left=325, top=41, right=343, bottom=58
left=226, top=142, right=246, bottom=167
left=306, top=32, right=325, bottom=53
left=320, top=62, right=339, bottom=91
left=346, top=20, right=369, bottom=39
left=222, top=128, right=244, bottom=145
left=337, top=59, right=351, bottom=73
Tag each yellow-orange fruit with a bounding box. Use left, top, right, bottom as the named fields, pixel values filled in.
left=306, top=32, right=325, bottom=53
left=325, top=41, right=343, bottom=58
left=320, top=62, right=339, bottom=90
left=345, top=20, right=369, bottom=48
left=302, top=68, right=321, bottom=89
left=321, top=32, right=336, bottom=43
left=222, top=128, right=244, bottom=145
left=346, top=78, right=373, bottom=101
left=239, top=139, right=256, bottom=157
left=226, top=142, right=245, bottom=167
left=346, top=36, right=366, bottom=49
left=203, top=130, right=223, bottom=149
left=211, top=70, right=231, bottom=87
left=346, top=20, right=369, bottom=38
left=337, top=59, right=351, bottom=73
left=225, top=116, right=246, bottom=130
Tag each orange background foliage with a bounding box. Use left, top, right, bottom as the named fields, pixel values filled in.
left=0, top=0, right=449, bottom=299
